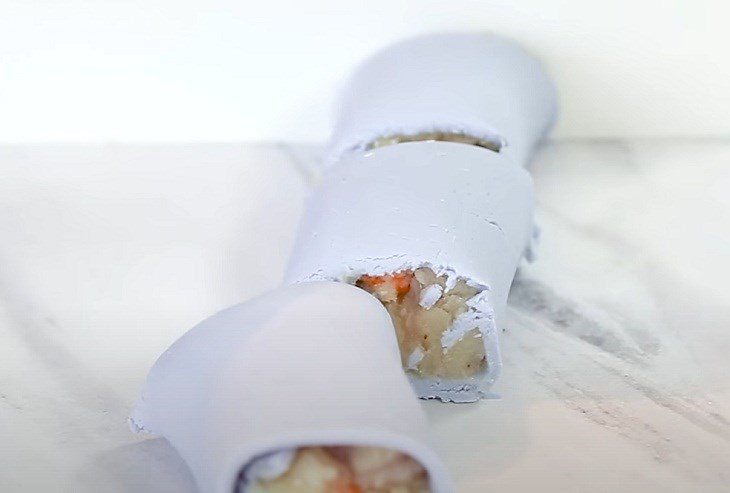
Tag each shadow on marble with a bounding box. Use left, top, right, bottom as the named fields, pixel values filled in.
left=74, top=438, right=196, bottom=493
left=423, top=395, right=530, bottom=482
left=502, top=273, right=730, bottom=479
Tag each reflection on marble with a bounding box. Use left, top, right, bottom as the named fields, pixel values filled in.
left=0, top=140, right=728, bottom=492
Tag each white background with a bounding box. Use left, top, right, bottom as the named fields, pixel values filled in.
left=1, top=0, right=728, bottom=143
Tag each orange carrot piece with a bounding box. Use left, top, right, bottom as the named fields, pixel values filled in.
left=359, top=274, right=386, bottom=286
left=392, top=271, right=413, bottom=295
left=359, top=271, right=413, bottom=296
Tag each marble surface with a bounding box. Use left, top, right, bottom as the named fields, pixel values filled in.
left=1, top=140, right=729, bottom=492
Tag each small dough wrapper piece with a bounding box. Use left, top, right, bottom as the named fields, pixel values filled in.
left=130, top=282, right=453, bottom=493
left=287, top=33, right=556, bottom=401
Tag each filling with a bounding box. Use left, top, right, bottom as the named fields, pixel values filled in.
left=367, top=132, right=501, bottom=152
left=356, top=268, right=487, bottom=379
left=244, top=446, right=431, bottom=493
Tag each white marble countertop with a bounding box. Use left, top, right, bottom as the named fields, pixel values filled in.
left=1, top=140, right=729, bottom=492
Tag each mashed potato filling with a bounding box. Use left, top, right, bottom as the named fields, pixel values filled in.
left=368, top=132, right=501, bottom=152
left=356, top=268, right=487, bottom=379
left=246, top=446, right=430, bottom=493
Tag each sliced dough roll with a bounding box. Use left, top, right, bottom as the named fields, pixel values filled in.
left=327, top=32, right=557, bottom=168
left=286, top=142, right=533, bottom=402
left=130, top=282, right=452, bottom=493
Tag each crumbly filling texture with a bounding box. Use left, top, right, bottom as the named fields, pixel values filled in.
left=367, top=132, right=501, bottom=152
left=247, top=446, right=431, bottom=493
left=356, top=268, right=487, bottom=379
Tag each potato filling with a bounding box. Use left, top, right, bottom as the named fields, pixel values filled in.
left=247, top=446, right=431, bottom=493
left=368, top=132, right=501, bottom=152
left=356, top=268, right=487, bottom=379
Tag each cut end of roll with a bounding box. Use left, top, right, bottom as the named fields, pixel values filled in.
left=356, top=268, right=489, bottom=380
left=238, top=445, right=432, bottom=493
left=352, top=266, right=497, bottom=403
left=366, top=130, right=503, bottom=154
